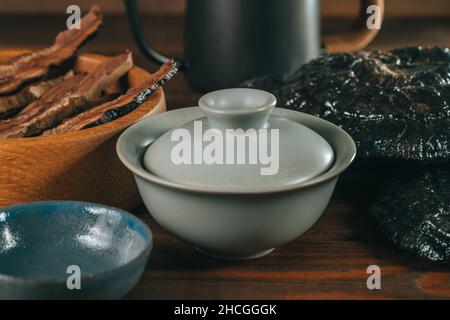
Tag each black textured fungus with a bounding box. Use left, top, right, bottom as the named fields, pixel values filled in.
left=243, top=47, right=450, bottom=163
left=370, top=169, right=450, bottom=265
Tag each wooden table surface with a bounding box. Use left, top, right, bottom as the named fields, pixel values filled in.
left=1, top=14, right=449, bottom=299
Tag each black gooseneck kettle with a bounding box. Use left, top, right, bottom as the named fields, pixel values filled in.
left=124, top=0, right=384, bottom=92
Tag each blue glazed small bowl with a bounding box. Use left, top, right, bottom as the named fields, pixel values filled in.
left=0, top=201, right=152, bottom=299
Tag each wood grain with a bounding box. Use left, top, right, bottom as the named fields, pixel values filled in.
left=0, top=15, right=449, bottom=300
left=126, top=168, right=450, bottom=300
left=0, top=50, right=166, bottom=210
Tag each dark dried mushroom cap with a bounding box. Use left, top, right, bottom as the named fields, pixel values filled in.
left=243, top=47, right=450, bottom=163
left=370, top=168, right=450, bottom=266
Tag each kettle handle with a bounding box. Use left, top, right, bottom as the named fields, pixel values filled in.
left=124, top=0, right=384, bottom=67
left=322, top=0, right=385, bottom=52
left=123, top=0, right=189, bottom=70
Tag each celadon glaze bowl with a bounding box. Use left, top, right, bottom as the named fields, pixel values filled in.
left=117, top=99, right=356, bottom=260
left=0, top=201, right=152, bottom=299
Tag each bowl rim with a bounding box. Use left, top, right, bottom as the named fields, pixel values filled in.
left=0, top=200, right=153, bottom=285
left=117, top=107, right=357, bottom=195
left=0, top=50, right=165, bottom=144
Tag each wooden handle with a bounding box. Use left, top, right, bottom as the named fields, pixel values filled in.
left=323, top=0, right=385, bottom=53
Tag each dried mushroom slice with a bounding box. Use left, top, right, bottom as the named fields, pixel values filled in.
left=370, top=169, right=450, bottom=266
left=0, top=51, right=133, bottom=138
left=43, top=60, right=178, bottom=135
left=0, top=4, right=103, bottom=95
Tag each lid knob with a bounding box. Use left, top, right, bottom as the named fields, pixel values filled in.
left=198, top=88, right=277, bottom=130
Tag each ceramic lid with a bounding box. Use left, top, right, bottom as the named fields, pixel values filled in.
left=143, top=88, right=334, bottom=190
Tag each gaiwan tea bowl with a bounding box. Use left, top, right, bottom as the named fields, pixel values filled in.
left=117, top=89, right=356, bottom=260
left=0, top=201, right=152, bottom=299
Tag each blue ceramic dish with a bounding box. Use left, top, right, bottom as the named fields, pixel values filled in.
left=0, top=201, right=152, bottom=299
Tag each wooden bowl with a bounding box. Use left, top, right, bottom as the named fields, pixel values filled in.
left=0, top=50, right=166, bottom=210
